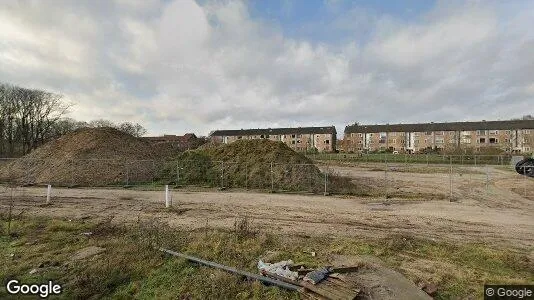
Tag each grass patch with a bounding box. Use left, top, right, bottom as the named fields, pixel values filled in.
left=0, top=216, right=532, bottom=299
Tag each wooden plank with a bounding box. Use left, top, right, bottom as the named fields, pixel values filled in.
left=321, top=278, right=360, bottom=299
left=318, top=279, right=358, bottom=299
left=300, top=281, right=353, bottom=300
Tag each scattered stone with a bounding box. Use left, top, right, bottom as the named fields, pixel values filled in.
left=71, top=246, right=105, bottom=260
left=421, top=283, right=438, bottom=296
left=29, top=268, right=38, bottom=275
left=80, top=232, right=93, bottom=236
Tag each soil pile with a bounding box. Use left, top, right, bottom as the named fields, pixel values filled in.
left=172, top=140, right=330, bottom=192
left=0, top=127, right=175, bottom=185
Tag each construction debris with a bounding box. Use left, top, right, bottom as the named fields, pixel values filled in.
left=257, top=260, right=298, bottom=281
left=303, top=267, right=330, bottom=285
left=159, top=248, right=300, bottom=291
left=259, top=260, right=362, bottom=300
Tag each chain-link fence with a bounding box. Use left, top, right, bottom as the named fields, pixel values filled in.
left=0, top=158, right=331, bottom=194
left=308, top=153, right=521, bottom=166
left=0, top=156, right=531, bottom=200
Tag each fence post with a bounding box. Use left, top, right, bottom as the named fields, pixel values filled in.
left=524, top=166, right=527, bottom=198
left=270, top=162, right=274, bottom=191
left=126, top=162, right=130, bottom=186
left=245, top=164, right=248, bottom=190
left=165, top=185, right=170, bottom=208
left=384, top=161, right=388, bottom=201
left=152, top=160, right=156, bottom=191
left=485, top=165, right=489, bottom=193
left=221, top=161, right=224, bottom=188
left=449, top=156, right=453, bottom=201
left=324, top=169, right=328, bottom=196
left=46, top=184, right=51, bottom=204
left=426, top=154, right=429, bottom=166
left=176, top=161, right=180, bottom=185
left=474, top=155, right=477, bottom=167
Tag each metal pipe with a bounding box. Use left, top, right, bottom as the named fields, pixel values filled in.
left=159, top=248, right=300, bottom=291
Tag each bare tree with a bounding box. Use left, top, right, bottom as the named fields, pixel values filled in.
left=0, top=82, right=69, bottom=156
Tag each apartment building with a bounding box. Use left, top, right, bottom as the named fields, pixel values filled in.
left=343, top=120, right=534, bottom=154
left=210, top=126, right=337, bottom=152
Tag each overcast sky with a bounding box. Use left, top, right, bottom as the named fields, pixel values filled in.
left=1, top=0, right=533, bottom=136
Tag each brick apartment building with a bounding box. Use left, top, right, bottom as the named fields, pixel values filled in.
left=210, top=126, right=337, bottom=152
left=343, top=120, right=534, bottom=154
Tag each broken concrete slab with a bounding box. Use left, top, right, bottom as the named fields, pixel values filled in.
left=330, top=255, right=432, bottom=300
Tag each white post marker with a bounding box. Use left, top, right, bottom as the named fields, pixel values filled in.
left=46, top=184, right=52, bottom=204
left=165, top=185, right=170, bottom=208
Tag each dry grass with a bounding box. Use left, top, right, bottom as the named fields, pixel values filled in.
left=1, top=215, right=532, bottom=299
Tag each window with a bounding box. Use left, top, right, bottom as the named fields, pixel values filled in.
left=478, top=138, right=486, bottom=143
left=525, top=147, right=531, bottom=152
left=461, top=131, right=471, bottom=135
left=291, top=134, right=296, bottom=138
left=505, top=130, right=511, bottom=134
left=505, top=138, right=509, bottom=142
left=237, top=136, right=242, bottom=139
left=414, top=132, right=420, bottom=136
left=291, top=141, right=295, bottom=144
left=449, top=131, right=455, bottom=135
left=358, top=133, right=363, bottom=137
left=325, top=140, right=330, bottom=144
left=260, top=135, right=264, bottom=138
left=435, top=138, right=444, bottom=144
left=297, top=134, right=302, bottom=138
left=297, top=140, right=301, bottom=144
left=351, top=133, right=354, bottom=137
left=435, top=131, right=444, bottom=135
left=391, top=132, right=396, bottom=136
left=476, top=130, right=487, bottom=135
left=524, top=130, right=531, bottom=134
left=462, top=138, right=472, bottom=144
left=489, top=138, right=498, bottom=144
left=489, top=130, right=498, bottom=135
left=425, top=132, right=432, bottom=136
left=392, top=139, right=397, bottom=143
left=266, top=135, right=270, bottom=138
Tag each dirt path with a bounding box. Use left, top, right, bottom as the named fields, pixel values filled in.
left=1, top=178, right=533, bottom=251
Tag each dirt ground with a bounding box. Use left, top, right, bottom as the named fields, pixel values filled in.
left=1, top=164, right=533, bottom=251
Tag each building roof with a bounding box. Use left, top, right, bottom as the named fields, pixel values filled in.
left=345, top=120, right=534, bottom=133
left=210, top=126, right=337, bottom=137
left=143, top=133, right=197, bottom=143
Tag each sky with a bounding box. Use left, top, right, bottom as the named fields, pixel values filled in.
left=1, top=0, right=533, bottom=137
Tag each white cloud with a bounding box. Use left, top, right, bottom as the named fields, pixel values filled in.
left=0, top=0, right=533, bottom=136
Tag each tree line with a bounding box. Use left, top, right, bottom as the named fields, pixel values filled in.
left=0, top=82, right=146, bottom=157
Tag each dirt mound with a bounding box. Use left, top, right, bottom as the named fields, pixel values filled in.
left=168, top=140, right=326, bottom=191
left=0, top=127, right=175, bottom=185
